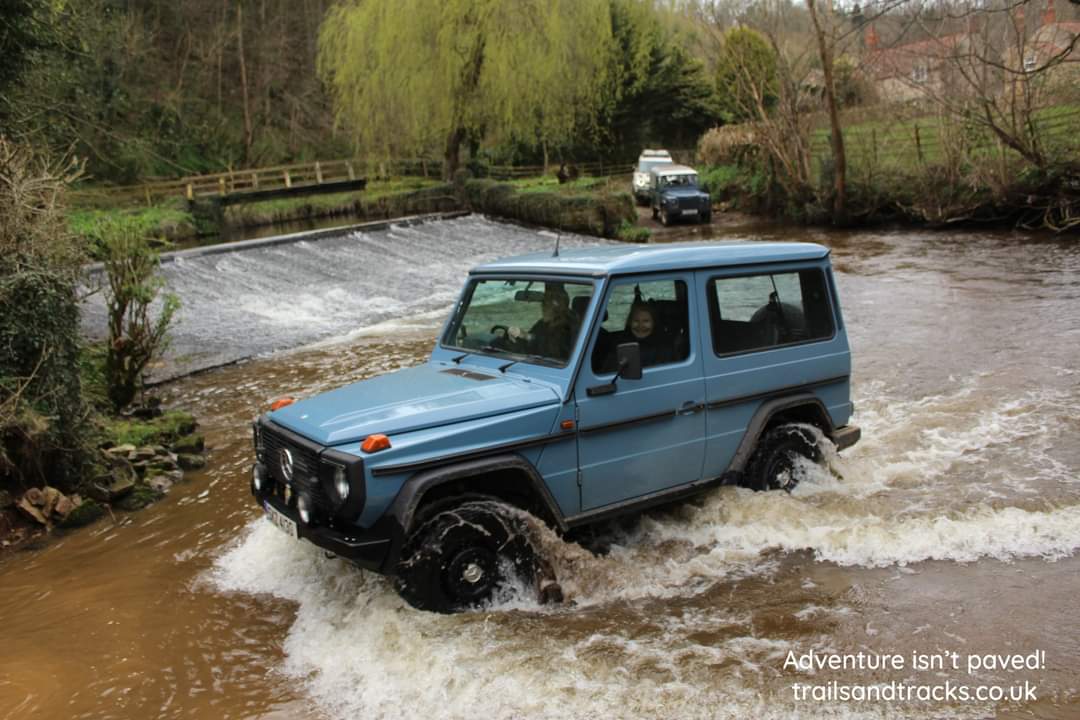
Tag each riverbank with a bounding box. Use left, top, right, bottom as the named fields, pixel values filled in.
left=68, top=172, right=651, bottom=256
left=0, top=401, right=210, bottom=557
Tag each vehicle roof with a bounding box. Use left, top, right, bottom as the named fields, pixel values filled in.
left=650, top=164, right=697, bottom=175
left=471, top=241, right=830, bottom=278
left=638, top=149, right=671, bottom=157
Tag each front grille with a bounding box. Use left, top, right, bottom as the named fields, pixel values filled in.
left=678, top=197, right=700, bottom=211
left=259, top=424, right=334, bottom=515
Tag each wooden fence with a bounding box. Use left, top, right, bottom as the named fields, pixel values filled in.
left=71, top=156, right=644, bottom=206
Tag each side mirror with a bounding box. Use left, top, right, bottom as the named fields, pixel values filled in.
left=586, top=342, right=642, bottom=397
left=615, top=342, right=642, bottom=381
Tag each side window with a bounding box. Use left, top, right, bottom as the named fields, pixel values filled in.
left=708, top=269, right=834, bottom=355
left=591, top=279, right=690, bottom=374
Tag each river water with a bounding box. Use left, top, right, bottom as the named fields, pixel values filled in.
left=3, top=215, right=1079, bottom=719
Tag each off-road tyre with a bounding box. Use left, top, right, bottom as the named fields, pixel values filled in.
left=394, top=501, right=546, bottom=613
left=743, top=424, right=823, bottom=492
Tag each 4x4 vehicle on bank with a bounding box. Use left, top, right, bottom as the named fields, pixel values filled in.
left=251, top=242, right=860, bottom=613
left=650, top=164, right=712, bottom=225
left=632, top=149, right=673, bottom=205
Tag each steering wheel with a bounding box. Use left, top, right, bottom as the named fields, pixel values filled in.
left=490, top=325, right=526, bottom=351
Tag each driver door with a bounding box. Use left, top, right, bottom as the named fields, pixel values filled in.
left=574, top=274, right=706, bottom=511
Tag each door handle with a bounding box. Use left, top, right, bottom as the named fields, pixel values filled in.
left=677, top=401, right=704, bottom=415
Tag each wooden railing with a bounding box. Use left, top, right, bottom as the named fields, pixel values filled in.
left=70, top=157, right=638, bottom=206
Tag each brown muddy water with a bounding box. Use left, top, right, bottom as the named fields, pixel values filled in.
left=4, top=215, right=1080, bottom=720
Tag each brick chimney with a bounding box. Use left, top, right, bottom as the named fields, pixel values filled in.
left=1043, top=0, right=1056, bottom=27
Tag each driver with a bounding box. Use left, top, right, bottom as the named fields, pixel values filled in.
left=528, top=287, right=575, bottom=361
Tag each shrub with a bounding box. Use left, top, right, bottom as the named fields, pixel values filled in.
left=100, top=220, right=179, bottom=410
left=0, top=138, right=89, bottom=491
left=615, top=220, right=651, bottom=243
left=462, top=179, right=635, bottom=237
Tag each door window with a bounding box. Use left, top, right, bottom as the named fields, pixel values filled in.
left=591, top=279, right=690, bottom=374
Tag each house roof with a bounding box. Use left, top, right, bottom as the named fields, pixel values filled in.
left=865, top=32, right=975, bottom=79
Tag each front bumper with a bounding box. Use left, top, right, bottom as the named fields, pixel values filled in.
left=251, top=464, right=400, bottom=572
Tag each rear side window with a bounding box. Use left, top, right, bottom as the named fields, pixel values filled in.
left=707, top=269, right=834, bottom=355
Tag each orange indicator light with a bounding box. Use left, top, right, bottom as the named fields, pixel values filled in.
left=560, top=420, right=575, bottom=431
left=362, top=434, right=392, bottom=453
left=270, top=397, right=295, bottom=411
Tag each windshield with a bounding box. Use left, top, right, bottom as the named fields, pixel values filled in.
left=443, top=278, right=594, bottom=367
left=660, top=173, right=698, bottom=188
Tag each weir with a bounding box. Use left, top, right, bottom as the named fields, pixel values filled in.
left=79, top=215, right=600, bottom=380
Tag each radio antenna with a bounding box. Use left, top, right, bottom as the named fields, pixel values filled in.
left=553, top=231, right=561, bottom=257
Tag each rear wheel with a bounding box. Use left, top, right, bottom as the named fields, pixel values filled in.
left=394, top=501, right=551, bottom=613
left=743, top=425, right=822, bottom=492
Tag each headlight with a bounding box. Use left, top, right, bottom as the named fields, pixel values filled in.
left=333, top=466, right=349, bottom=501
left=297, top=494, right=312, bottom=524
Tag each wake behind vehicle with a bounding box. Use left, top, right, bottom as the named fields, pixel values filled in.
left=250, top=242, right=860, bottom=613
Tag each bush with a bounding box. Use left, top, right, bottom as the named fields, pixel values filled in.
left=0, top=138, right=89, bottom=492
left=462, top=179, right=635, bottom=238
left=100, top=220, right=179, bottom=410
left=615, top=220, right=651, bottom=243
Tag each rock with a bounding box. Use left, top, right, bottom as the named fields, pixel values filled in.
left=106, top=476, right=136, bottom=501
left=115, top=484, right=164, bottom=511
left=0, top=489, right=13, bottom=510
left=147, top=475, right=173, bottom=494
left=107, top=444, right=136, bottom=456
left=40, top=487, right=61, bottom=517
left=149, top=456, right=179, bottom=472
left=58, top=499, right=105, bottom=529
left=177, top=453, right=206, bottom=471
left=130, top=446, right=157, bottom=462
left=16, top=497, right=49, bottom=526
left=53, top=495, right=75, bottom=520
left=172, top=434, right=204, bottom=454
left=24, top=487, right=44, bottom=507
left=165, top=469, right=184, bottom=484
left=109, top=455, right=138, bottom=484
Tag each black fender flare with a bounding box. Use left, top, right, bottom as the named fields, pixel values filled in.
left=386, top=453, right=568, bottom=537
left=727, top=394, right=835, bottom=474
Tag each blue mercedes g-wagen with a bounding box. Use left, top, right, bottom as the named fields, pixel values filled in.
left=251, top=242, right=859, bottom=612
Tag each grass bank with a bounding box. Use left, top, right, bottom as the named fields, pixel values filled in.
left=463, top=177, right=638, bottom=239
left=219, top=178, right=454, bottom=227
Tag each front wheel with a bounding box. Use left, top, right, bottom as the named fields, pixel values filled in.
left=660, top=208, right=670, bottom=226
left=743, top=425, right=823, bottom=492
left=394, top=502, right=550, bottom=613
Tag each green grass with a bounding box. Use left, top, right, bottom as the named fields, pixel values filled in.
left=509, top=175, right=620, bottom=195
left=104, top=410, right=198, bottom=448
left=810, top=104, right=1080, bottom=173
left=221, top=177, right=450, bottom=228
left=69, top=204, right=196, bottom=258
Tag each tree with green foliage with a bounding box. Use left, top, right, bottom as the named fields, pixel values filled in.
left=597, top=0, right=720, bottom=157
left=101, top=222, right=179, bottom=410
left=318, top=0, right=613, bottom=178
left=714, top=27, right=778, bottom=124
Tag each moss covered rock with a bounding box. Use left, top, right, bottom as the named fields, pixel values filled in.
left=115, top=483, right=165, bottom=511
left=58, top=500, right=106, bottom=529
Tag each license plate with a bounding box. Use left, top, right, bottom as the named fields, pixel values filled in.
left=681, top=208, right=699, bottom=216
left=264, top=501, right=298, bottom=539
